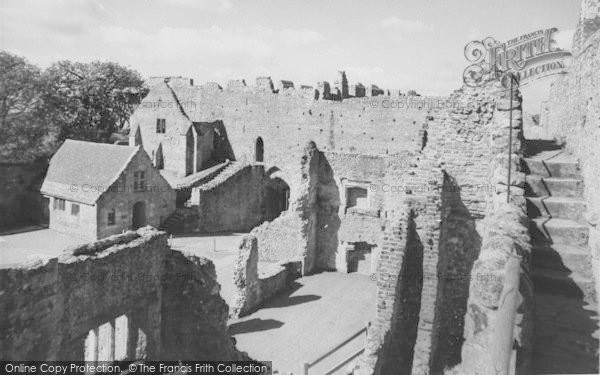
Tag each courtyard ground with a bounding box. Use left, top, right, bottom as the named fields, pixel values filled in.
left=171, top=233, right=378, bottom=374
left=0, top=227, right=87, bottom=268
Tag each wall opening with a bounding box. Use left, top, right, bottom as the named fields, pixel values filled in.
left=346, top=186, right=368, bottom=211
left=347, top=242, right=377, bottom=275
left=84, top=314, right=129, bottom=363
left=185, top=127, right=194, bottom=176
left=155, top=143, right=164, bottom=170
left=264, top=177, right=290, bottom=221
left=255, top=137, right=264, bottom=162
left=132, top=201, right=147, bottom=229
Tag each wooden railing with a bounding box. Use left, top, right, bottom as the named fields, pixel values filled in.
left=302, top=322, right=370, bottom=375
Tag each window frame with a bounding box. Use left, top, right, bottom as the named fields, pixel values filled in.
left=133, top=170, right=146, bottom=192
left=54, top=198, right=66, bottom=211
left=156, top=118, right=166, bottom=133
left=107, top=209, right=116, bottom=226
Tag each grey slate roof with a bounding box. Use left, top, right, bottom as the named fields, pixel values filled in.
left=41, top=140, right=139, bottom=205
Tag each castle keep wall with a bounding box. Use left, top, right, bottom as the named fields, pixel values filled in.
left=162, top=81, right=446, bottom=181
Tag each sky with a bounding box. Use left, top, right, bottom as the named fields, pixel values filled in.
left=0, top=0, right=580, bottom=109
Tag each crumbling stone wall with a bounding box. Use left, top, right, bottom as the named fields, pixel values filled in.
left=161, top=249, right=246, bottom=360
left=544, top=0, right=600, bottom=302
left=0, top=227, right=245, bottom=361
left=229, top=236, right=301, bottom=318
left=0, top=162, right=48, bottom=229
left=250, top=142, right=340, bottom=274
left=355, top=76, right=530, bottom=375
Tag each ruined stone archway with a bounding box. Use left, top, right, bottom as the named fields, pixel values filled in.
left=264, top=177, right=290, bottom=222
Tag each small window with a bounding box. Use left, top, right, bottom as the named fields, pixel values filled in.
left=71, top=203, right=80, bottom=216
left=54, top=198, right=66, bottom=211
left=156, top=119, right=166, bottom=133
left=107, top=209, right=116, bottom=226
left=134, top=171, right=146, bottom=192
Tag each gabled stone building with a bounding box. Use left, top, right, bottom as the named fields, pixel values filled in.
left=128, top=80, right=217, bottom=179
left=41, top=140, right=175, bottom=240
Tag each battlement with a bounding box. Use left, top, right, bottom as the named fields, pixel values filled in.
left=144, top=71, right=414, bottom=101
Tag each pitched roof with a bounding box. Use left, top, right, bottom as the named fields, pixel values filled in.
left=41, top=140, right=139, bottom=205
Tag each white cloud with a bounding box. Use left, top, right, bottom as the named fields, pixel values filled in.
left=166, top=0, right=233, bottom=12
left=280, top=29, right=325, bottom=45
left=380, top=17, right=434, bottom=33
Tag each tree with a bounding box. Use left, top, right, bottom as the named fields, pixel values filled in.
left=0, top=51, right=148, bottom=162
left=0, top=51, right=53, bottom=161
left=43, top=60, right=147, bottom=144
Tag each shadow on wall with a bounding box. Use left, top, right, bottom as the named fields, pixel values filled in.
left=316, top=151, right=342, bottom=272
left=431, top=172, right=482, bottom=373
left=376, top=210, right=424, bottom=375
left=212, top=120, right=236, bottom=162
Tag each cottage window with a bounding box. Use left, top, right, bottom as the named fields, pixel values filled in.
left=71, top=203, right=80, bottom=216
left=134, top=171, right=146, bottom=192
left=156, top=119, right=166, bottom=133
left=54, top=198, right=66, bottom=211
left=107, top=209, right=116, bottom=226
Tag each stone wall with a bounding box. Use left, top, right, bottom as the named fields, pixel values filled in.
left=0, top=227, right=245, bottom=361
left=544, top=0, right=600, bottom=303
left=249, top=142, right=340, bottom=274
left=355, top=76, right=530, bottom=375
left=230, top=236, right=301, bottom=318
left=192, top=163, right=266, bottom=233
left=0, top=162, right=47, bottom=229
left=136, top=80, right=444, bottom=184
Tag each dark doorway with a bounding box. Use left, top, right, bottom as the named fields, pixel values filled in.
left=132, top=201, right=147, bottom=229
left=347, top=242, right=376, bottom=275
left=185, top=128, right=194, bottom=176
left=264, top=177, right=290, bottom=221
left=255, top=137, right=264, bottom=162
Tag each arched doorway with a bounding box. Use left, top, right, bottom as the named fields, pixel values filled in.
left=132, top=201, right=147, bottom=229
left=255, top=137, right=264, bottom=162
left=264, top=177, right=290, bottom=221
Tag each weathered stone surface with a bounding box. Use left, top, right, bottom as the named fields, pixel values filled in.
left=229, top=235, right=301, bottom=318
left=0, top=227, right=246, bottom=361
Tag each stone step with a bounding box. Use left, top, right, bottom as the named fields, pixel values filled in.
left=529, top=218, right=589, bottom=247
left=526, top=196, right=587, bottom=222
left=532, top=244, right=593, bottom=279
left=532, top=293, right=599, bottom=374
left=523, top=151, right=581, bottom=178
left=532, top=267, right=597, bottom=300
left=525, top=175, right=584, bottom=197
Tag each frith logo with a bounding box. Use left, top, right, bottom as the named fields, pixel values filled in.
left=463, top=28, right=572, bottom=88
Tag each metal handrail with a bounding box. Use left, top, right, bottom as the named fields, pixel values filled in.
left=302, top=322, right=369, bottom=375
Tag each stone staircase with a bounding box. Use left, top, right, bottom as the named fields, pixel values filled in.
left=160, top=210, right=185, bottom=234
left=523, top=145, right=599, bottom=374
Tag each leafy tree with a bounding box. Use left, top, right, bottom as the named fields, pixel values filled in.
left=44, top=60, right=147, bottom=143
left=0, top=51, right=148, bottom=162
left=0, top=51, right=53, bottom=161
